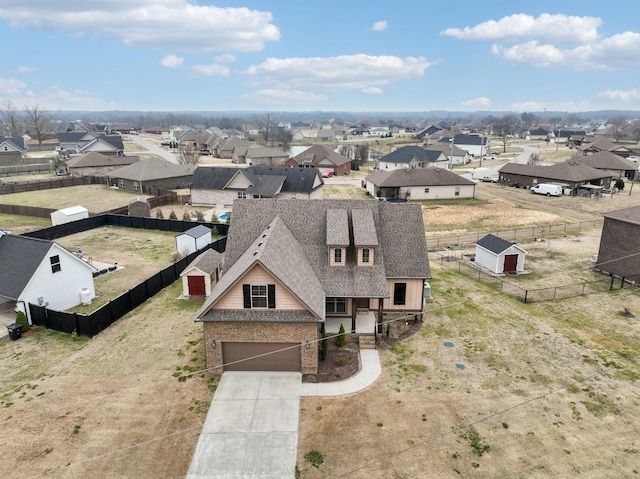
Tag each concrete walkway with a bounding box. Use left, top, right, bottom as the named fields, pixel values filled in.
left=187, top=350, right=382, bottom=478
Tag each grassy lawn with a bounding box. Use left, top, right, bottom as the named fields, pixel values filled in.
left=0, top=184, right=152, bottom=212
left=0, top=213, right=51, bottom=233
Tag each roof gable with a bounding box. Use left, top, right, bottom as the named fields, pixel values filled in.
left=476, top=234, right=526, bottom=254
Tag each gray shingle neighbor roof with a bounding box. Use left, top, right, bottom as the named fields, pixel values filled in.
left=109, top=157, right=195, bottom=181
left=206, top=199, right=431, bottom=302
left=366, top=167, right=475, bottom=187
left=181, top=249, right=223, bottom=276
left=0, top=234, right=54, bottom=299
left=476, top=234, right=518, bottom=254
left=602, top=205, right=640, bottom=226
left=380, top=146, right=442, bottom=165
left=290, top=145, right=351, bottom=167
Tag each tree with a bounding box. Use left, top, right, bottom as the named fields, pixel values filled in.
left=335, top=323, right=346, bottom=347
left=24, top=105, right=50, bottom=145
left=0, top=100, right=22, bottom=137
left=609, top=115, right=627, bottom=143
left=178, top=142, right=200, bottom=165
left=493, top=115, right=518, bottom=152
left=527, top=153, right=541, bottom=166
left=615, top=178, right=625, bottom=191
left=630, top=120, right=640, bottom=145
left=251, top=112, right=274, bottom=145
left=520, top=112, right=537, bottom=128
left=353, top=143, right=370, bottom=166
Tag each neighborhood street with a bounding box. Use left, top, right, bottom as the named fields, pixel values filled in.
left=130, top=134, right=179, bottom=164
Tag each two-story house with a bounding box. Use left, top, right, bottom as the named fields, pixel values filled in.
left=195, top=199, right=430, bottom=374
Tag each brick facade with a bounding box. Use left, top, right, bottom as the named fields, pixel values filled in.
left=597, top=217, right=640, bottom=280
left=203, top=321, right=319, bottom=374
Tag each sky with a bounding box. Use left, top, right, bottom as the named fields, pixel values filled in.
left=1, top=0, right=640, bottom=113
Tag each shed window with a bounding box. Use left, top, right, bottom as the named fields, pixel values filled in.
left=133, top=181, right=139, bottom=191
left=334, top=248, right=342, bottom=263
left=50, top=255, right=61, bottom=273
left=454, top=187, right=460, bottom=196
left=362, top=248, right=370, bottom=263
left=424, top=188, right=430, bottom=193
left=393, top=283, right=407, bottom=305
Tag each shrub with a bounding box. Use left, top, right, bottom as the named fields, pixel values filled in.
left=169, top=210, right=178, bottom=220
left=615, top=178, right=625, bottom=191
left=155, top=209, right=164, bottom=219
left=304, top=450, right=324, bottom=468
left=336, top=324, right=346, bottom=347
left=196, top=211, right=205, bottom=222
left=182, top=211, right=191, bottom=221
left=15, top=310, right=30, bottom=331
left=321, top=333, right=328, bottom=360
left=210, top=213, right=219, bottom=223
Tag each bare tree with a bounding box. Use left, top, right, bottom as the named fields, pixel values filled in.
left=178, top=142, right=200, bottom=165
left=251, top=112, right=274, bottom=145
left=353, top=143, right=369, bottom=166
left=609, top=115, right=627, bottom=143
left=493, top=114, right=518, bottom=152
left=527, top=153, right=541, bottom=165
left=631, top=119, right=640, bottom=145
left=24, top=105, right=50, bottom=145
left=0, top=100, right=22, bottom=137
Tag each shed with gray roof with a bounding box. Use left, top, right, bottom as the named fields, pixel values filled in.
left=475, top=234, right=527, bottom=274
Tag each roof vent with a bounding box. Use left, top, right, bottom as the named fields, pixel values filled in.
left=435, top=168, right=440, bottom=172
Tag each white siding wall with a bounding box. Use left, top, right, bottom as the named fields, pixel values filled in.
left=475, top=247, right=500, bottom=274
left=20, top=244, right=95, bottom=311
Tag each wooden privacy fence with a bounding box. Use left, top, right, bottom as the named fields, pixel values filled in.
left=427, top=219, right=603, bottom=249
left=433, top=252, right=622, bottom=303
left=29, top=240, right=224, bottom=338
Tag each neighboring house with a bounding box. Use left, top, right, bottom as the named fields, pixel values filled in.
left=50, top=205, right=89, bottom=226
left=378, top=146, right=448, bottom=171
left=571, top=152, right=638, bottom=180
left=441, top=133, right=488, bottom=157
left=414, top=124, right=443, bottom=140
left=65, top=152, right=140, bottom=177
left=176, top=225, right=212, bottom=257
left=234, top=144, right=289, bottom=166
left=365, top=167, right=475, bottom=200
left=475, top=234, right=527, bottom=275
left=180, top=249, right=224, bottom=299
left=57, top=131, right=100, bottom=152
left=422, top=143, right=472, bottom=166
left=286, top=145, right=352, bottom=176
left=215, top=137, right=253, bottom=159
left=596, top=206, right=640, bottom=282
left=0, top=231, right=96, bottom=321
left=522, top=127, right=549, bottom=141
left=107, top=157, right=196, bottom=193
left=498, top=161, right=614, bottom=193
left=577, top=138, right=633, bottom=157
left=0, top=136, right=27, bottom=166
left=78, top=135, right=125, bottom=156
left=195, top=199, right=431, bottom=374
left=190, top=164, right=324, bottom=206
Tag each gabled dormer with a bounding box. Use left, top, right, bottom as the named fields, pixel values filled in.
left=326, top=209, right=349, bottom=266
left=352, top=209, right=378, bottom=266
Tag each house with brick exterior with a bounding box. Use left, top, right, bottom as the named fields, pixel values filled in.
left=595, top=206, right=640, bottom=283
left=286, top=145, right=351, bottom=176
left=195, top=199, right=430, bottom=374
left=365, top=167, right=475, bottom=200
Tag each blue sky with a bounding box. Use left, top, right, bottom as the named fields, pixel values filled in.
left=1, top=0, right=639, bottom=112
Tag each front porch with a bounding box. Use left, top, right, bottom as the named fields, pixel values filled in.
left=324, top=310, right=377, bottom=335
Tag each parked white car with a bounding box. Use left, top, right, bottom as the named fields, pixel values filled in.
left=531, top=183, right=562, bottom=196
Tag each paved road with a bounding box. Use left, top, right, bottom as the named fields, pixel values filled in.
left=130, top=135, right=179, bottom=164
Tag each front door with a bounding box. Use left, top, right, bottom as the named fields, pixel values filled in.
left=503, top=254, right=518, bottom=273
left=188, top=276, right=206, bottom=296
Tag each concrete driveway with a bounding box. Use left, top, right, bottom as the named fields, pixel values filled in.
left=187, top=371, right=301, bottom=479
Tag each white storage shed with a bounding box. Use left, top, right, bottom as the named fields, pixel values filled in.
left=475, top=234, right=527, bottom=275
left=50, top=205, right=89, bottom=226
left=180, top=249, right=223, bottom=298
left=176, top=225, right=212, bottom=256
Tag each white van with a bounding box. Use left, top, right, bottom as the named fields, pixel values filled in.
left=531, top=183, right=562, bottom=196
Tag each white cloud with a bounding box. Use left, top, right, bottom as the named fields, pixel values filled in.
left=192, top=64, right=231, bottom=77
left=445, top=13, right=640, bottom=71
left=214, top=54, right=236, bottom=63
left=0, top=0, right=280, bottom=52
left=362, top=87, right=383, bottom=94
left=160, top=54, right=183, bottom=68
left=15, top=66, right=35, bottom=73
left=244, top=54, right=431, bottom=91
left=510, top=101, right=547, bottom=111
left=461, top=97, right=491, bottom=108
left=371, top=20, right=388, bottom=32
left=442, top=13, right=601, bottom=45
left=0, top=77, right=27, bottom=96
left=596, top=88, right=640, bottom=103
left=241, top=89, right=327, bottom=105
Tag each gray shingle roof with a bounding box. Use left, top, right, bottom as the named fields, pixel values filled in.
left=476, top=234, right=516, bottom=254
left=191, top=165, right=319, bottom=194
left=366, top=167, right=475, bottom=187
left=602, top=206, right=640, bottom=226
left=572, top=151, right=637, bottom=171
left=290, top=145, right=351, bottom=167
left=197, top=216, right=325, bottom=320
left=66, top=152, right=139, bottom=168
left=326, top=209, right=350, bottom=246
left=209, top=199, right=430, bottom=302
left=109, top=157, right=195, bottom=181
left=380, top=146, right=443, bottom=165
left=498, top=161, right=612, bottom=182
left=0, top=234, right=53, bottom=299
left=351, top=209, right=378, bottom=246
left=182, top=249, right=223, bottom=275
left=181, top=225, right=211, bottom=238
